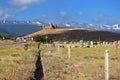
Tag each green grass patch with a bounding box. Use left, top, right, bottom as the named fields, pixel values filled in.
left=0, top=49, right=17, bottom=57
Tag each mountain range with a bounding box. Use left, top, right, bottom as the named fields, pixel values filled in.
left=0, top=20, right=120, bottom=37
left=59, top=22, right=120, bottom=33
left=0, top=20, right=46, bottom=37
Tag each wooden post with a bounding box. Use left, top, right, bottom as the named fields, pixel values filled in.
left=105, top=50, right=109, bottom=80
left=58, top=45, right=59, bottom=52
left=67, top=45, right=70, bottom=59
left=116, top=41, right=118, bottom=48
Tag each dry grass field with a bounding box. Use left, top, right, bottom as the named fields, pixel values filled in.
left=41, top=45, right=120, bottom=80
left=0, top=42, right=120, bottom=80
left=0, top=42, right=37, bottom=80
left=0, top=40, right=14, bottom=44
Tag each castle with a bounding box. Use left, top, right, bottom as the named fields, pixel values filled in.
left=42, top=23, right=57, bottom=30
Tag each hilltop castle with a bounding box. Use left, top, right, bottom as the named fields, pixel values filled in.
left=42, top=23, right=57, bottom=30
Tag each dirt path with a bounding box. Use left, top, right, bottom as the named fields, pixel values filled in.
left=0, top=42, right=24, bottom=47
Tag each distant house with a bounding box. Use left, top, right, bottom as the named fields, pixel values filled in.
left=42, top=24, right=57, bottom=30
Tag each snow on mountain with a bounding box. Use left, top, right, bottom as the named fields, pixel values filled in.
left=0, top=20, right=46, bottom=37
left=32, top=21, right=43, bottom=25
left=0, top=20, right=46, bottom=25
left=65, top=23, right=71, bottom=27
left=0, top=20, right=120, bottom=37
left=58, top=22, right=120, bottom=34
left=112, top=24, right=120, bottom=30
left=89, top=24, right=94, bottom=26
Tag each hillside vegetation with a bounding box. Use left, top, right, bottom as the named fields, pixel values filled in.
left=24, top=28, right=120, bottom=41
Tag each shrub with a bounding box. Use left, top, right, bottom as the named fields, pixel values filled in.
left=24, top=44, right=29, bottom=50
left=0, top=33, right=10, bottom=40
left=34, top=35, right=52, bottom=43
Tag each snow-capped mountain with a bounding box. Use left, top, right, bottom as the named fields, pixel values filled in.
left=99, top=24, right=120, bottom=33
left=0, top=20, right=120, bottom=37
left=0, top=20, right=47, bottom=37
left=58, top=22, right=120, bottom=34
left=0, top=20, right=47, bottom=25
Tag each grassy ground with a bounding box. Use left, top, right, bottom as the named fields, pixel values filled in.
left=41, top=45, right=120, bottom=80
left=0, top=42, right=120, bottom=80
left=0, top=40, right=14, bottom=44
left=0, top=42, right=38, bottom=80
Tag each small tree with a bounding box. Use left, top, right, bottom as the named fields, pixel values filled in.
left=35, top=35, right=52, bottom=43
left=0, top=34, right=10, bottom=40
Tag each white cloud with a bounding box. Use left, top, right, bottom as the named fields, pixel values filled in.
left=93, top=14, right=107, bottom=23
left=39, top=14, right=47, bottom=21
left=3, top=14, right=15, bottom=19
left=58, top=11, right=71, bottom=22
left=19, top=6, right=28, bottom=11
left=0, top=8, right=9, bottom=14
left=78, top=12, right=84, bottom=16
left=0, top=8, right=4, bottom=15
left=10, top=0, right=45, bottom=5
left=0, top=0, right=46, bottom=20
left=107, top=18, right=120, bottom=24
left=0, top=7, right=15, bottom=20
left=0, top=8, right=7, bottom=20
left=14, top=6, right=28, bottom=12
left=59, top=11, right=68, bottom=17
left=0, top=13, right=15, bottom=20
left=0, top=6, right=28, bottom=20
left=41, top=14, right=47, bottom=18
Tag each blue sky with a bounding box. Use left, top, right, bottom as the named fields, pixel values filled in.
left=0, top=0, right=120, bottom=24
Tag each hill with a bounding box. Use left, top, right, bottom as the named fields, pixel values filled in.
left=23, top=28, right=120, bottom=41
